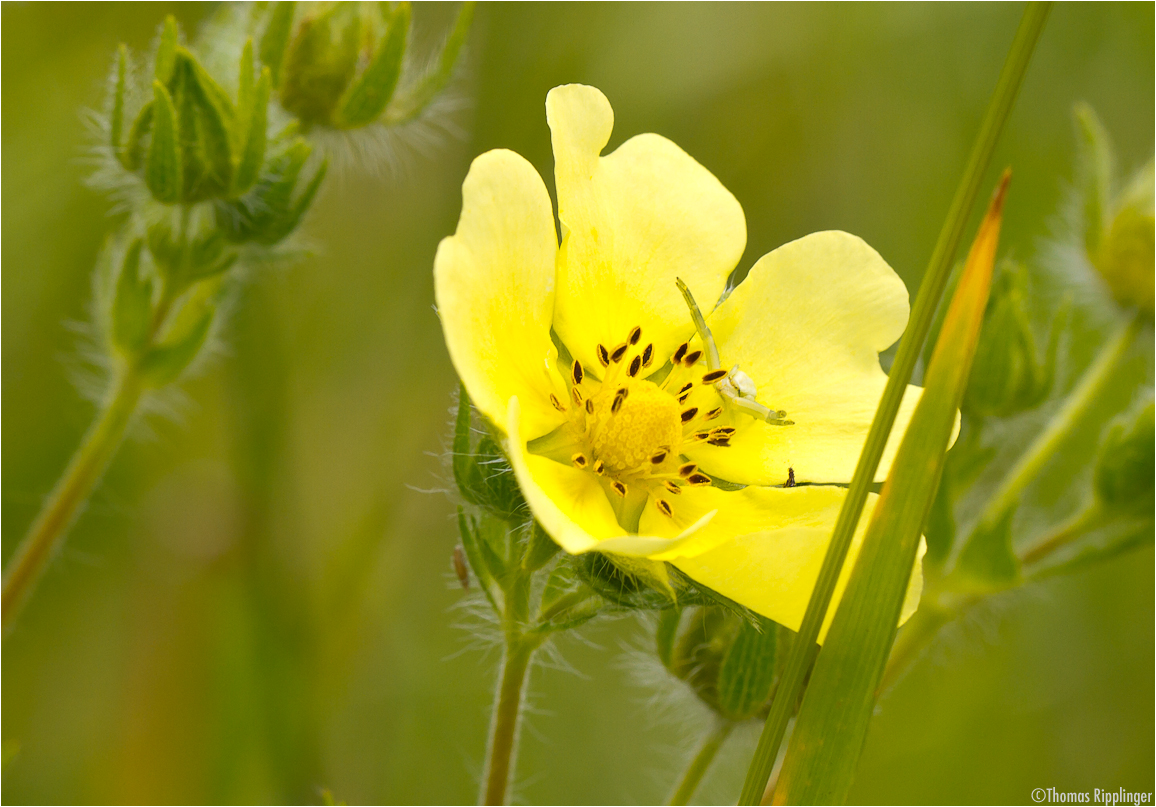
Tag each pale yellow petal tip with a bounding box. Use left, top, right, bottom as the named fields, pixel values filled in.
left=546, top=84, right=614, bottom=163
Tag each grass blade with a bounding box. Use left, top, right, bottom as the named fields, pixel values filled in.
left=772, top=175, right=1009, bottom=805
left=737, top=5, right=1050, bottom=802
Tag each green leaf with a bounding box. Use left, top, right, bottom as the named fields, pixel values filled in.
left=111, top=239, right=152, bottom=354
left=139, top=303, right=214, bottom=386
left=233, top=67, right=270, bottom=196
left=717, top=617, right=779, bottom=721
left=384, top=1, right=474, bottom=124
left=457, top=507, right=499, bottom=611
left=110, top=44, right=128, bottom=160
left=773, top=175, right=1010, bottom=806
left=738, top=4, right=1049, bottom=799
left=155, top=15, right=179, bottom=84
left=337, top=2, right=410, bottom=128
left=259, top=1, right=297, bottom=89
left=146, top=81, right=181, bottom=204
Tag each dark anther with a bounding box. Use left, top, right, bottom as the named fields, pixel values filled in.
left=686, top=473, right=712, bottom=486
left=682, top=350, right=703, bottom=366
left=702, top=369, right=728, bottom=383
left=572, top=360, right=584, bottom=385
left=664, top=480, right=682, bottom=495
left=656, top=499, right=673, bottom=517
left=597, top=344, right=610, bottom=367
left=678, top=382, right=694, bottom=394
left=678, top=463, right=697, bottom=477
left=681, top=407, right=698, bottom=423
left=678, top=392, right=692, bottom=404
left=585, top=399, right=594, bottom=414
left=549, top=394, right=566, bottom=412
left=712, top=427, right=736, bottom=436
left=611, top=387, right=629, bottom=413
left=628, top=355, right=642, bottom=377
left=650, top=449, right=668, bottom=464
left=571, top=387, right=584, bottom=406
left=692, top=431, right=711, bottom=441
left=593, top=460, right=606, bottom=475
left=642, top=344, right=654, bottom=366
left=610, top=342, right=629, bottom=363
left=612, top=481, right=628, bottom=497
left=628, top=326, right=642, bottom=346
left=704, top=407, right=723, bottom=420
left=707, top=436, right=731, bottom=447
left=672, top=343, right=688, bottom=363
left=572, top=453, right=588, bottom=468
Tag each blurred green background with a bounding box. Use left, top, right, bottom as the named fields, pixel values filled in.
left=3, top=3, right=1152, bottom=804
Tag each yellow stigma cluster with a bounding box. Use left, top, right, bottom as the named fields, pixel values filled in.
left=590, top=379, right=682, bottom=472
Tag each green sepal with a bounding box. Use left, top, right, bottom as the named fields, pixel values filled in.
left=1074, top=102, right=1114, bottom=257
left=259, top=1, right=297, bottom=89
left=384, top=1, right=474, bottom=124
left=123, top=101, right=153, bottom=172
left=533, top=562, right=602, bottom=634
left=457, top=507, right=500, bottom=611
left=237, top=39, right=255, bottom=130
left=233, top=67, right=270, bottom=196
left=955, top=505, right=1021, bottom=590
left=336, top=2, right=410, bottom=128
left=214, top=138, right=326, bottom=245
left=655, top=608, right=682, bottom=670
left=138, top=302, right=214, bottom=387
left=180, top=51, right=235, bottom=198
left=155, top=15, right=179, bottom=84
left=717, top=617, right=779, bottom=721
left=521, top=521, right=560, bottom=573
left=575, top=552, right=672, bottom=611
left=452, top=383, right=485, bottom=505
left=669, top=606, right=734, bottom=714
left=471, top=434, right=528, bottom=523
left=111, top=239, right=153, bottom=354
left=110, top=44, right=128, bottom=162
left=146, top=80, right=181, bottom=204
left=1093, top=400, right=1155, bottom=513
left=279, top=5, right=360, bottom=127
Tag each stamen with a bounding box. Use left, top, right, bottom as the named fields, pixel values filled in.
left=611, top=387, right=629, bottom=413
left=686, top=473, right=711, bottom=486
left=628, top=326, right=642, bottom=346
left=628, top=355, right=642, bottom=377
left=678, top=382, right=694, bottom=395
left=610, top=342, right=629, bottom=363
left=597, top=344, right=610, bottom=367
left=678, top=391, right=692, bottom=404
left=680, top=407, right=699, bottom=423
left=571, top=387, right=584, bottom=406
left=585, top=399, right=594, bottom=414
left=682, top=349, right=703, bottom=367
left=612, top=480, right=628, bottom=497
left=711, top=427, right=736, bottom=436
left=549, top=394, right=567, bottom=412
left=702, top=369, right=728, bottom=384
left=650, top=448, right=669, bottom=465
left=593, top=460, right=606, bottom=476
left=707, top=436, right=731, bottom=447
left=678, top=463, right=697, bottom=477
left=572, top=360, right=584, bottom=385
left=691, top=431, right=711, bottom=441
left=704, top=407, right=723, bottom=421
left=642, top=344, right=654, bottom=367
left=571, top=453, right=588, bottom=469
left=656, top=499, right=674, bottom=517
left=672, top=343, right=688, bottom=364
left=663, top=480, right=682, bottom=495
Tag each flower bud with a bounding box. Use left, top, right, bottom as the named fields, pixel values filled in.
left=658, top=606, right=784, bottom=721
left=1074, top=104, right=1154, bottom=317
left=964, top=261, right=1064, bottom=418
left=1093, top=398, right=1155, bottom=513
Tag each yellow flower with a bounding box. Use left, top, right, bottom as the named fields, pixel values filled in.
left=435, top=85, right=924, bottom=637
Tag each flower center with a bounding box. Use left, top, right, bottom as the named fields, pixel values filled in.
left=589, top=378, right=682, bottom=473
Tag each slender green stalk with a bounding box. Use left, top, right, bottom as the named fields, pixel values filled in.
left=738, top=5, right=1051, bottom=803
left=1020, top=501, right=1106, bottom=567
left=2, top=369, right=144, bottom=633
left=482, top=639, right=536, bottom=806
left=667, top=718, right=735, bottom=806
left=964, top=312, right=1142, bottom=547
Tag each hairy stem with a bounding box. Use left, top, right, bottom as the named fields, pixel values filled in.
left=482, top=638, right=536, bottom=805
left=967, top=312, right=1142, bottom=543
left=668, top=718, right=735, bottom=806
left=2, top=369, right=144, bottom=633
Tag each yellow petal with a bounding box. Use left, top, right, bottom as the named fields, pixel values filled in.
left=506, top=398, right=716, bottom=556
left=640, top=484, right=923, bottom=641
left=546, top=84, right=746, bottom=372
left=687, top=231, right=921, bottom=485
left=434, top=149, right=566, bottom=439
